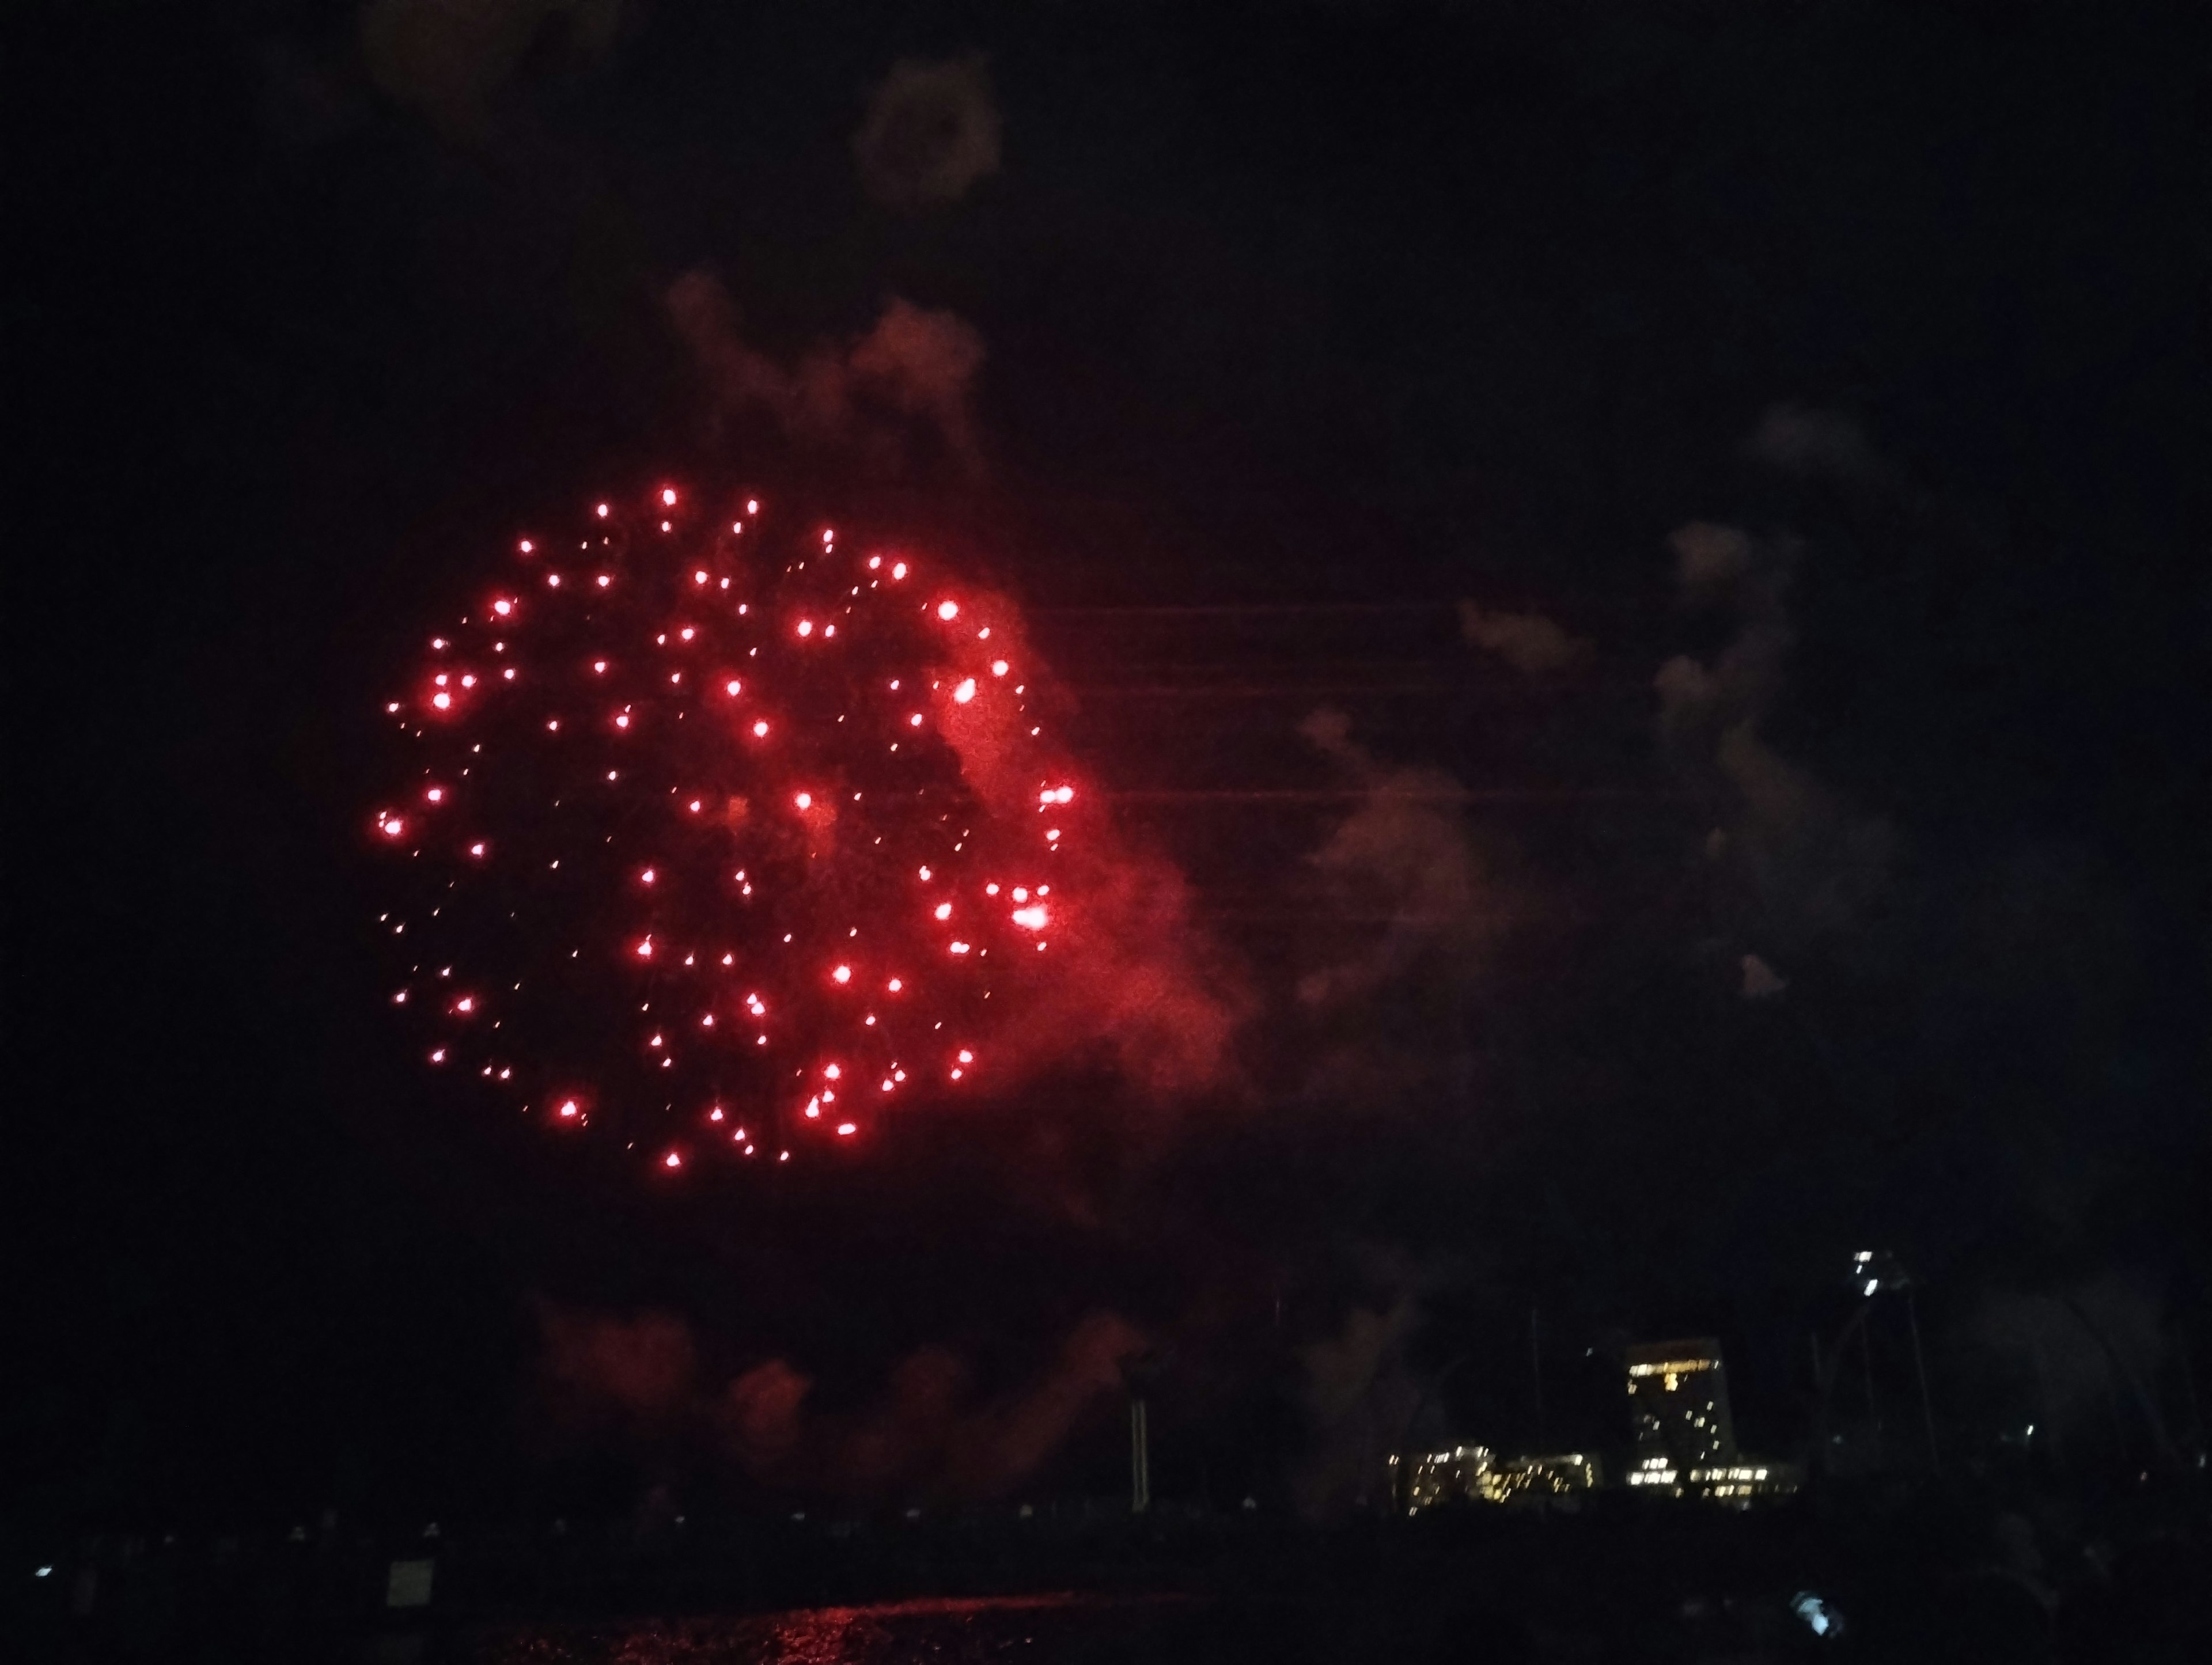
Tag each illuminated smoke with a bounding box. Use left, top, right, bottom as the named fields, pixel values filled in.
left=536, top=1303, right=698, bottom=1425
left=1293, top=708, right=1497, bottom=1012
left=1656, top=519, right=1893, bottom=958
left=1741, top=402, right=1888, bottom=485
left=361, top=0, right=623, bottom=132
left=666, top=276, right=986, bottom=475
left=1457, top=601, right=1591, bottom=674
left=543, top=1305, right=1145, bottom=1499
left=1739, top=953, right=1787, bottom=999
left=721, top=1314, right=1144, bottom=1496
left=1294, top=1294, right=1422, bottom=1515
left=852, top=54, right=1002, bottom=212
left=717, top=1358, right=813, bottom=1472
left=372, top=487, right=1235, bottom=1167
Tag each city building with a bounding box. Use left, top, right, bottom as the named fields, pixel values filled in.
left=1626, top=1337, right=1736, bottom=1470
left=1480, top=1452, right=1603, bottom=1503
left=1393, top=1446, right=1601, bottom=1512
left=1624, top=1338, right=1800, bottom=1503
left=1395, top=1444, right=1494, bottom=1512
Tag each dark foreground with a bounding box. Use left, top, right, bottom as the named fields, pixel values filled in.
left=12, top=1480, right=2207, bottom=1663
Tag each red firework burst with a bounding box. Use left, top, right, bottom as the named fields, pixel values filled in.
left=371, top=487, right=1101, bottom=1169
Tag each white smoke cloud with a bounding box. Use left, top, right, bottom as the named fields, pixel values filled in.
left=853, top=54, right=1002, bottom=212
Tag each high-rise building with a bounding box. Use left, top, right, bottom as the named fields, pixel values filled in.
left=1625, top=1337, right=1736, bottom=1485
left=1621, top=1338, right=1801, bottom=1502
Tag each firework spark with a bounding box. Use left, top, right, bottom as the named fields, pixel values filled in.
left=372, top=487, right=1124, bottom=1167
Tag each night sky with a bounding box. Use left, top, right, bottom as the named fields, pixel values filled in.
left=14, top=1, right=2209, bottom=1529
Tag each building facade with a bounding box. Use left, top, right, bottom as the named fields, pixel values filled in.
left=1624, top=1338, right=1798, bottom=1501
left=1395, top=1446, right=1602, bottom=1511
left=1625, top=1337, right=1736, bottom=1478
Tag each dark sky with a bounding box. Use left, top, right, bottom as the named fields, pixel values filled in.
left=13, top=0, right=2209, bottom=1524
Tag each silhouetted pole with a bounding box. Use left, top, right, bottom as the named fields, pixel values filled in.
left=1130, top=1398, right=1150, bottom=1514
left=1529, top=1303, right=1547, bottom=1450
left=1119, top=1349, right=1164, bottom=1516
left=1813, top=1303, right=1875, bottom=1478
left=1904, top=1286, right=1940, bottom=1473
left=2031, top=1330, right=2066, bottom=1477
left=1862, top=1318, right=1880, bottom=1435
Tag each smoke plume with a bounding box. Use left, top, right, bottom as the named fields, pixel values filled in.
left=1741, top=402, right=1890, bottom=487
left=1294, top=708, right=1498, bottom=1013
left=536, top=1303, right=698, bottom=1428
left=1458, top=602, right=1592, bottom=674
left=853, top=54, right=1003, bottom=212
left=361, top=0, right=623, bottom=133
left=535, top=1303, right=1147, bottom=1501
left=666, top=272, right=987, bottom=475
left=1656, top=521, right=1893, bottom=968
